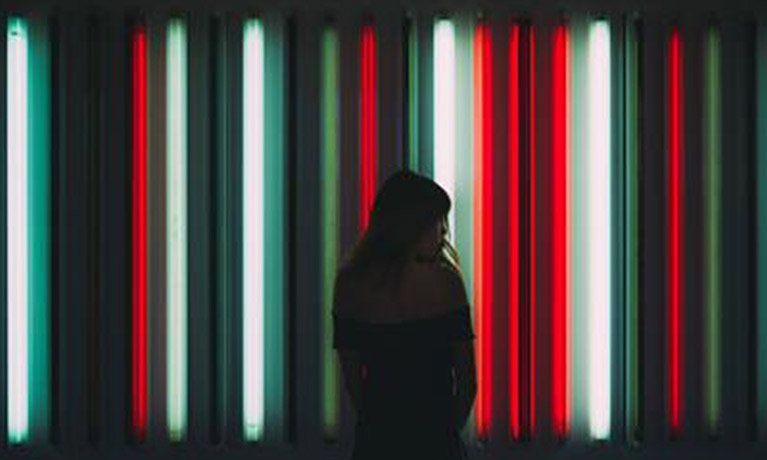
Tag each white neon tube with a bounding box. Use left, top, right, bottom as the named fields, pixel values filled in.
left=587, top=19, right=611, bottom=441
left=166, top=18, right=188, bottom=442
left=242, top=17, right=265, bottom=442
left=433, top=19, right=456, bottom=238
left=7, top=16, right=29, bottom=445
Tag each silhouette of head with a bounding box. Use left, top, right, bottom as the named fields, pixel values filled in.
left=345, top=170, right=455, bottom=286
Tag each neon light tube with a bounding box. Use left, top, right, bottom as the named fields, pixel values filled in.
left=625, top=16, right=643, bottom=444
left=529, top=26, right=536, bottom=437
left=508, top=22, right=521, bottom=441
left=433, top=19, right=456, bottom=237
left=552, top=23, right=571, bottom=440
left=359, top=24, right=377, bottom=232
left=7, top=16, right=29, bottom=445
left=587, top=20, right=611, bottom=441
left=473, top=21, right=493, bottom=441
left=243, top=17, right=265, bottom=442
left=131, top=23, right=148, bottom=442
left=166, top=18, right=188, bottom=442
left=704, top=26, right=721, bottom=437
left=406, top=16, right=419, bottom=171
left=321, top=25, right=341, bottom=440
left=667, top=27, right=684, bottom=438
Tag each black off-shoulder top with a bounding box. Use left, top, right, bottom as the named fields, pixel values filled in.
left=333, top=305, right=475, bottom=460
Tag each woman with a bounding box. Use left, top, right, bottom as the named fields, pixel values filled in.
left=332, top=170, right=477, bottom=460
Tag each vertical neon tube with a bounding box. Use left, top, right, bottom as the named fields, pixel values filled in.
left=7, top=16, right=29, bottom=445
left=433, top=19, right=456, bottom=237
left=667, top=27, right=684, bottom=438
left=704, top=26, right=721, bottom=436
left=166, top=18, right=188, bottom=442
left=625, top=16, right=642, bottom=444
left=587, top=20, right=611, bottom=441
left=407, top=17, right=419, bottom=171
left=243, top=18, right=265, bottom=442
left=529, top=26, right=536, bottom=437
left=359, top=24, right=377, bottom=232
left=131, top=23, right=148, bottom=442
left=552, top=23, right=571, bottom=440
left=473, top=21, right=493, bottom=440
left=321, top=26, right=340, bottom=440
left=508, top=23, right=521, bottom=441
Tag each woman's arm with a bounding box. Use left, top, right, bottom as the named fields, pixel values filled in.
left=338, top=350, right=364, bottom=415
left=452, top=340, right=477, bottom=430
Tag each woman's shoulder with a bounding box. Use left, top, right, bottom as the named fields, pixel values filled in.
left=402, top=258, right=469, bottom=315
left=431, top=260, right=469, bottom=311
left=332, top=265, right=358, bottom=317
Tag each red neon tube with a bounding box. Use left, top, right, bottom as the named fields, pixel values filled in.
left=473, top=22, right=493, bottom=440
left=551, top=24, right=570, bottom=440
left=529, top=25, right=536, bottom=437
left=668, top=28, right=684, bottom=437
left=359, top=25, right=377, bottom=232
left=131, top=24, right=148, bottom=441
left=509, top=23, right=521, bottom=441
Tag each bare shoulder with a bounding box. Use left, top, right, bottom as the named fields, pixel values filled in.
left=415, top=260, right=469, bottom=314
left=437, top=262, right=469, bottom=308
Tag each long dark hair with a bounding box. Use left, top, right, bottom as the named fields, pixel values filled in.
left=341, top=170, right=462, bottom=288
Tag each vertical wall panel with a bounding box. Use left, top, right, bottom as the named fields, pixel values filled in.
left=188, top=11, right=212, bottom=444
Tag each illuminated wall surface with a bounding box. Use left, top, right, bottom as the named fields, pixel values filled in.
left=2, top=5, right=767, bottom=460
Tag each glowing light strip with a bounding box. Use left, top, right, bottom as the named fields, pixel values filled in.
left=473, top=22, right=493, bottom=440
left=529, top=26, right=536, bottom=437
left=704, top=26, right=721, bottom=436
left=587, top=20, right=611, bottom=441
left=359, top=25, right=377, bottom=232
left=321, top=25, right=340, bottom=440
left=131, top=23, right=148, bottom=442
left=166, top=18, right=188, bottom=442
left=407, top=17, right=419, bottom=171
left=7, top=16, right=29, bottom=445
left=667, top=27, right=684, bottom=438
left=552, top=23, right=571, bottom=440
left=433, top=19, right=456, bottom=237
left=508, top=22, right=521, bottom=441
left=243, top=17, right=265, bottom=442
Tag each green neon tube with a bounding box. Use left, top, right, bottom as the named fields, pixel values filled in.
left=408, top=16, right=419, bottom=172
left=264, top=18, right=288, bottom=442
left=321, top=25, right=340, bottom=440
left=570, top=17, right=589, bottom=440
left=29, top=16, right=51, bottom=444
left=166, top=17, right=188, bottom=442
left=704, top=26, right=721, bottom=436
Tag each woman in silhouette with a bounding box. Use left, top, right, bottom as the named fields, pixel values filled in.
left=333, top=170, right=477, bottom=460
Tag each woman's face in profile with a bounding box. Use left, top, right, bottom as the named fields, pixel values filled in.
left=414, top=215, right=447, bottom=260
